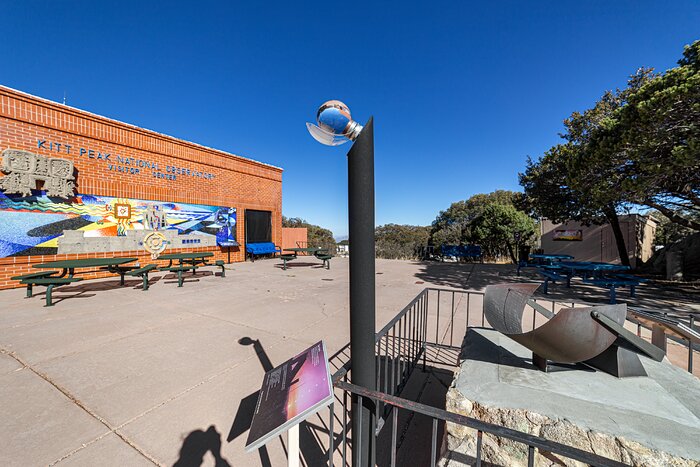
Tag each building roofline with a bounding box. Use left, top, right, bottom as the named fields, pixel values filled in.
left=0, top=85, right=283, bottom=172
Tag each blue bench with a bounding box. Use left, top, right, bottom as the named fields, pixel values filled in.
left=440, top=245, right=482, bottom=262
left=246, top=242, right=282, bottom=262
left=583, top=277, right=641, bottom=304
left=538, top=268, right=570, bottom=294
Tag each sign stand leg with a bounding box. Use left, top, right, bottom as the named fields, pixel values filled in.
left=288, top=424, right=300, bottom=467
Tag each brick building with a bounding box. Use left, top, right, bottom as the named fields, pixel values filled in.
left=0, top=86, right=282, bottom=289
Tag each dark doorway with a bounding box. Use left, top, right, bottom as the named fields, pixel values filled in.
left=245, top=209, right=272, bottom=244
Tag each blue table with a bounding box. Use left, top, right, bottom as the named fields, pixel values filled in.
left=529, top=254, right=574, bottom=263
left=558, top=261, right=630, bottom=278
left=518, top=253, right=574, bottom=275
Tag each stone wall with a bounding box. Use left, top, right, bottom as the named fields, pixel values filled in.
left=440, top=369, right=698, bottom=467
left=440, top=328, right=700, bottom=467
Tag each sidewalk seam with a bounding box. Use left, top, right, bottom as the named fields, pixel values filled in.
left=1, top=349, right=161, bottom=466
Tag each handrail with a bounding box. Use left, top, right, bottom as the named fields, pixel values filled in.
left=335, top=380, right=628, bottom=467
left=375, top=289, right=426, bottom=341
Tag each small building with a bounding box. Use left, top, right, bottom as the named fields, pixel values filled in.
left=539, top=214, right=658, bottom=268
left=337, top=239, right=349, bottom=256
left=0, top=86, right=283, bottom=288
left=281, top=227, right=308, bottom=251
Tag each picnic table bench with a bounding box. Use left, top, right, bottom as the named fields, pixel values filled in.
left=279, top=254, right=296, bottom=270
left=126, top=264, right=158, bottom=291
left=282, top=247, right=332, bottom=270
left=314, top=250, right=332, bottom=269
left=26, top=257, right=138, bottom=306
left=33, top=257, right=139, bottom=284
left=159, top=252, right=214, bottom=271
left=537, top=268, right=571, bottom=294
left=214, top=260, right=226, bottom=277
left=11, top=272, right=83, bottom=307
left=157, top=252, right=224, bottom=282
left=517, top=254, right=574, bottom=275
left=582, top=277, right=641, bottom=304
left=159, top=265, right=196, bottom=287
left=11, top=270, right=60, bottom=297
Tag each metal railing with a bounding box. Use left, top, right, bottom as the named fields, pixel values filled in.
left=321, top=287, right=699, bottom=466
left=333, top=379, right=627, bottom=467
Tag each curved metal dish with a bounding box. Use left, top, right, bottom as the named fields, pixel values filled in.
left=484, top=283, right=627, bottom=363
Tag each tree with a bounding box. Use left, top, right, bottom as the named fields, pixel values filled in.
left=561, top=41, right=700, bottom=233
left=648, top=209, right=699, bottom=246
left=520, top=70, right=660, bottom=267
left=282, top=216, right=335, bottom=248
left=430, top=190, right=522, bottom=246
left=470, top=203, right=537, bottom=263
left=375, top=224, right=430, bottom=259
left=613, top=41, right=700, bottom=230
left=430, top=191, right=536, bottom=262
left=520, top=145, right=601, bottom=222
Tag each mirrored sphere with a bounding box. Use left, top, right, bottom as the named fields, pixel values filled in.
left=317, top=100, right=352, bottom=135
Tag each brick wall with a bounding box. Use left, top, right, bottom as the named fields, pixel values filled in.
left=281, top=228, right=308, bottom=251
left=0, top=86, right=283, bottom=289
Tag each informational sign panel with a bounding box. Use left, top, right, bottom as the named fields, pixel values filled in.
left=553, top=229, right=583, bottom=241
left=245, top=341, right=333, bottom=452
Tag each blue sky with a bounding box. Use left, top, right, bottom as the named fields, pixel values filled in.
left=2, top=1, right=698, bottom=238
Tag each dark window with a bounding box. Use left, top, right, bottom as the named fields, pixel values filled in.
left=245, top=209, right=272, bottom=244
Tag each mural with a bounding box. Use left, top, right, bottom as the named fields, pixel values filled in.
left=0, top=191, right=237, bottom=258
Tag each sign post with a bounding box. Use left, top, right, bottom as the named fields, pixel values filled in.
left=288, top=424, right=300, bottom=467
left=245, top=341, right=333, bottom=464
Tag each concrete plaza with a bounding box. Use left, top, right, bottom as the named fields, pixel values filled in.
left=0, top=258, right=697, bottom=466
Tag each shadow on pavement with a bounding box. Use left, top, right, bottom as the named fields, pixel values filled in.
left=224, top=337, right=333, bottom=467
left=173, top=425, right=231, bottom=467
left=415, top=262, right=700, bottom=314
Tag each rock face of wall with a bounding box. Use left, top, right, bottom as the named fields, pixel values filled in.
left=640, top=232, right=700, bottom=280
left=439, top=328, right=700, bottom=467
left=441, top=369, right=699, bottom=467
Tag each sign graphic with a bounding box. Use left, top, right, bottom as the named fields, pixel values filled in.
left=553, top=229, right=583, bottom=241
left=245, top=341, right=333, bottom=452
left=115, top=203, right=131, bottom=219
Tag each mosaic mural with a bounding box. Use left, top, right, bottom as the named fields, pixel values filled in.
left=0, top=191, right=236, bottom=258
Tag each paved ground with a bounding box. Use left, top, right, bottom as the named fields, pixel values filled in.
left=0, top=258, right=697, bottom=466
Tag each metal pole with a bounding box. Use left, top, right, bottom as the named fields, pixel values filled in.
left=347, top=117, right=376, bottom=467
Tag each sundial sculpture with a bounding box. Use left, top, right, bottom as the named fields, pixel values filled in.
left=484, top=283, right=666, bottom=377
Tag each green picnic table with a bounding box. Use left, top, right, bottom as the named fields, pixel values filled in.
left=158, top=252, right=214, bottom=270
left=28, top=257, right=138, bottom=306
left=284, top=247, right=324, bottom=257
left=33, top=257, right=139, bottom=284
left=157, top=252, right=223, bottom=286
left=282, top=247, right=332, bottom=269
